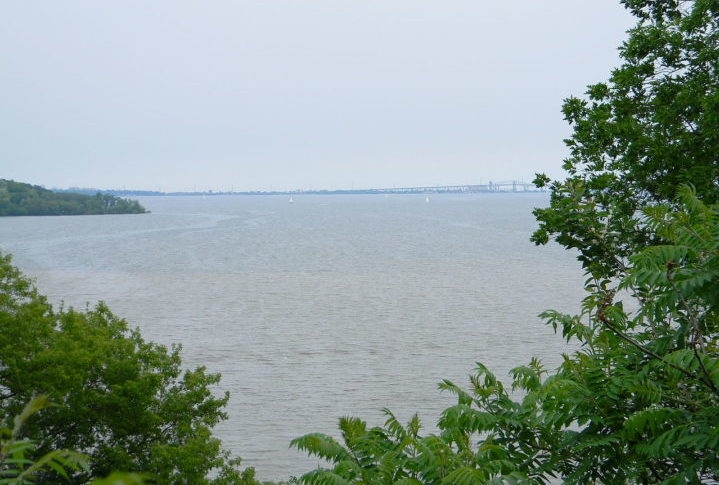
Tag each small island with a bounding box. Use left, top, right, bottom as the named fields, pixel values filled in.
left=0, top=179, right=147, bottom=216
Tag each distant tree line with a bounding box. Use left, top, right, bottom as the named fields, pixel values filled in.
left=0, top=179, right=147, bottom=216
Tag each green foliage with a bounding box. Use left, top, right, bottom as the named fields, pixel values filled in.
left=0, top=252, right=258, bottom=484
left=0, top=396, right=89, bottom=484
left=541, top=188, right=719, bottom=483
left=532, top=0, right=719, bottom=279
left=529, top=2, right=719, bottom=477
left=0, top=396, right=154, bottom=484
left=89, top=473, right=150, bottom=485
left=0, top=180, right=146, bottom=216
left=290, top=371, right=550, bottom=484
left=527, top=0, right=719, bottom=477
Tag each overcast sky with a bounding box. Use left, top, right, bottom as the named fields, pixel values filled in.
left=1, top=1, right=634, bottom=192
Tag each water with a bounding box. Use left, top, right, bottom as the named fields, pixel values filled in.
left=0, top=193, right=585, bottom=481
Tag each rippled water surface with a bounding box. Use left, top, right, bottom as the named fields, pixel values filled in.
left=0, top=193, right=584, bottom=480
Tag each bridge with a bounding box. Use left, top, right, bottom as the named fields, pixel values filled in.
left=149, top=181, right=541, bottom=196
left=368, top=181, right=538, bottom=194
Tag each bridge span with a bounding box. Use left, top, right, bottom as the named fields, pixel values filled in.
left=370, top=181, right=538, bottom=194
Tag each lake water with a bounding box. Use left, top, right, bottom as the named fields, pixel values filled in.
left=0, top=192, right=585, bottom=481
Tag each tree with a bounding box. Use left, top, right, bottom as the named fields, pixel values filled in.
left=0, top=396, right=90, bottom=484
left=523, top=1, right=719, bottom=480
left=532, top=0, right=719, bottom=279
left=293, top=1, right=719, bottom=483
left=0, top=252, right=258, bottom=484
left=535, top=186, right=719, bottom=483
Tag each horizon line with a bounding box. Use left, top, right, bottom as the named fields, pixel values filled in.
left=53, top=180, right=541, bottom=196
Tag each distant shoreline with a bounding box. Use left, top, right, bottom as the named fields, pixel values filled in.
left=0, top=179, right=147, bottom=216
left=57, top=182, right=543, bottom=198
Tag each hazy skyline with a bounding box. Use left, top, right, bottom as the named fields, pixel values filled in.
left=2, top=1, right=634, bottom=193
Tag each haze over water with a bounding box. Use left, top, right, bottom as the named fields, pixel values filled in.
left=0, top=193, right=585, bottom=480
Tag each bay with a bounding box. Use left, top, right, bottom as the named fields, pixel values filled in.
left=0, top=192, right=584, bottom=481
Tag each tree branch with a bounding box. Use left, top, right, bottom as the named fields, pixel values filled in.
left=596, top=299, right=719, bottom=395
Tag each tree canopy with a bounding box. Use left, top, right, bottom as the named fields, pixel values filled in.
left=292, top=1, right=719, bottom=483
left=532, top=0, right=719, bottom=279
left=0, top=252, right=257, bottom=484
left=0, top=180, right=146, bottom=216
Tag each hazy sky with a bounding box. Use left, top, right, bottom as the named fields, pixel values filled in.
left=1, top=1, right=634, bottom=192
